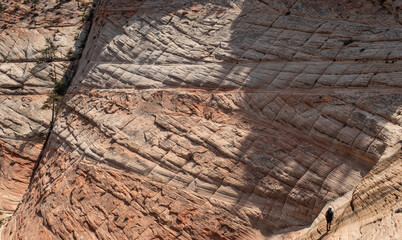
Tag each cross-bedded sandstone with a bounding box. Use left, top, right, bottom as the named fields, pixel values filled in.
left=2, top=0, right=401, bottom=239
left=0, top=0, right=92, bottom=221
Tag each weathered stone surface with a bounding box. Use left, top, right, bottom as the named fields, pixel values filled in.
left=272, top=150, right=402, bottom=240
left=0, top=95, right=50, bottom=211
left=0, top=0, right=92, bottom=220
left=2, top=0, right=402, bottom=239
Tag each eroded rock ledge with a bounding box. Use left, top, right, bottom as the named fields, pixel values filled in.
left=2, top=0, right=401, bottom=239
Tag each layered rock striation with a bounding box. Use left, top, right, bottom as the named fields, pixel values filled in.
left=312, top=149, right=401, bottom=240
left=0, top=0, right=92, bottom=219
left=273, top=150, right=401, bottom=240
left=2, top=0, right=402, bottom=239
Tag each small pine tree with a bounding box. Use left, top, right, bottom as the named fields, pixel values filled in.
left=41, top=92, right=62, bottom=126
left=41, top=38, right=58, bottom=61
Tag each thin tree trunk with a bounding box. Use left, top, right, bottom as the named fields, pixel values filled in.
left=52, top=100, right=55, bottom=127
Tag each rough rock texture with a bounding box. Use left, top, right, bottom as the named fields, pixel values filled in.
left=324, top=150, right=401, bottom=240
left=2, top=0, right=402, bottom=239
left=273, top=150, right=401, bottom=240
left=0, top=0, right=91, bottom=218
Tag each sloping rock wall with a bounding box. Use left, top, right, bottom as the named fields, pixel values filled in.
left=2, top=0, right=401, bottom=239
left=0, top=0, right=92, bottom=218
left=273, top=150, right=401, bottom=240
left=326, top=150, right=401, bottom=240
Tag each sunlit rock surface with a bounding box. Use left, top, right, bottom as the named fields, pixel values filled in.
left=2, top=0, right=401, bottom=239
left=0, top=0, right=91, bottom=219
left=273, top=150, right=401, bottom=240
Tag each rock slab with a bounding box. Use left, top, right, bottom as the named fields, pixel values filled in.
left=1, top=0, right=401, bottom=239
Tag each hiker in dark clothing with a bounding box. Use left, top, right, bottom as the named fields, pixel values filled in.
left=325, top=206, right=334, bottom=231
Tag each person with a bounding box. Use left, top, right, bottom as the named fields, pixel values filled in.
left=325, top=206, right=334, bottom=231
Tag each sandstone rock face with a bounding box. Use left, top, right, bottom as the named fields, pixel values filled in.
left=326, top=150, right=401, bottom=240
left=0, top=0, right=91, bottom=219
left=273, top=150, right=402, bottom=240
left=2, top=0, right=402, bottom=239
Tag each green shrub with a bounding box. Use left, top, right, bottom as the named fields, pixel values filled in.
left=66, top=48, right=75, bottom=60
left=82, top=8, right=93, bottom=21
left=54, top=81, right=67, bottom=96
left=41, top=38, right=58, bottom=61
